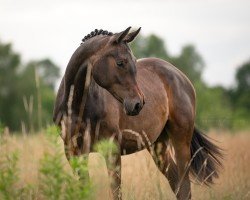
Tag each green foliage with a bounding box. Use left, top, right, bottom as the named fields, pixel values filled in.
left=195, top=82, right=233, bottom=129
left=39, top=153, right=93, bottom=200
left=69, top=156, right=89, bottom=181
left=0, top=41, right=21, bottom=131
left=33, top=59, right=60, bottom=90
left=39, top=152, right=66, bottom=200
left=94, top=140, right=118, bottom=159
left=229, top=64, right=250, bottom=107
left=0, top=152, right=19, bottom=200
left=45, top=124, right=61, bottom=143
left=0, top=40, right=60, bottom=131
left=65, top=157, right=92, bottom=200
left=235, top=61, right=250, bottom=93
left=171, top=45, right=204, bottom=82
left=227, top=60, right=250, bottom=129
left=0, top=130, right=35, bottom=200
left=0, top=121, right=4, bottom=135
left=0, top=125, right=122, bottom=200
left=0, top=124, right=122, bottom=200
left=130, top=34, right=203, bottom=83
left=130, top=34, right=169, bottom=60
left=39, top=125, right=93, bottom=200
left=94, top=139, right=119, bottom=171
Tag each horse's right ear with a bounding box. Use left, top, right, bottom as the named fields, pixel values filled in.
left=124, top=27, right=141, bottom=43
left=111, top=27, right=131, bottom=44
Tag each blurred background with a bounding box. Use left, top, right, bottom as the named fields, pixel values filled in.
left=1, top=0, right=249, bottom=132
left=1, top=1, right=250, bottom=200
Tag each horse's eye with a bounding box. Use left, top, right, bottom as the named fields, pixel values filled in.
left=116, top=61, right=124, bottom=68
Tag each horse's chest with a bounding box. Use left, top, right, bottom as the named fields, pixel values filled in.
left=119, top=83, right=169, bottom=147
left=93, top=71, right=169, bottom=153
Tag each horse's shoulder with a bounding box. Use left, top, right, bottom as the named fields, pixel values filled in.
left=137, top=57, right=196, bottom=102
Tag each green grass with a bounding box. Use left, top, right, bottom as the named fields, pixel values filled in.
left=0, top=125, right=118, bottom=200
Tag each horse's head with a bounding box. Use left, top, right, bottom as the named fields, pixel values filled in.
left=91, top=27, right=145, bottom=116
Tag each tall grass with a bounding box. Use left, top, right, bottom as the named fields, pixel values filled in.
left=0, top=126, right=119, bottom=200
left=0, top=129, right=249, bottom=199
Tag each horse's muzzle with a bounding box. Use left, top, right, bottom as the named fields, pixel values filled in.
left=124, top=97, right=145, bottom=116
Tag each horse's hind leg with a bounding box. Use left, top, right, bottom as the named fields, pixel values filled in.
left=167, top=120, right=193, bottom=200
left=166, top=112, right=194, bottom=199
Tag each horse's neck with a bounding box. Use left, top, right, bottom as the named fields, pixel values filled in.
left=62, top=37, right=107, bottom=112
left=83, top=78, right=106, bottom=121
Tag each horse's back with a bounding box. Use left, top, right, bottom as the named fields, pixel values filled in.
left=137, top=57, right=195, bottom=100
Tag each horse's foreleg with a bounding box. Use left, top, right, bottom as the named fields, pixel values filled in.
left=110, top=155, right=121, bottom=200
left=151, top=137, right=178, bottom=194
left=104, top=146, right=122, bottom=200
left=63, top=141, right=91, bottom=183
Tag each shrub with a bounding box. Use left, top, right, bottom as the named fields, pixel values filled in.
left=0, top=152, right=20, bottom=200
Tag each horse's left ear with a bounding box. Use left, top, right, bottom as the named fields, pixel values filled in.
left=112, top=27, right=131, bottom=44
left=124, top=27, right=141, bottom=43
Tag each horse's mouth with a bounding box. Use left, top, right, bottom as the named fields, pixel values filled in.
left=125, top=109, right=140, bottom=116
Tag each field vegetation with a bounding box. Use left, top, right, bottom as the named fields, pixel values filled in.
left=0, top=128, right=249, bottom=200
left=0, top=31, right=250, bottom=200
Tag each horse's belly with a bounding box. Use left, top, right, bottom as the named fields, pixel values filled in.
left=119, top=69, right=169, bottom=148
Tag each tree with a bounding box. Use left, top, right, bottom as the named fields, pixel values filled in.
left=33, top=59, right=60, bottom=90
left=130, top=34, right=169, bottom=60
left=170, top=45, right=204, bottom=83
left=228, top=60, right=250, bottom=128
left=130, top=35, right=204, bottom=84
left=195, top=83, right=232, bottom=129
left=228, top=60, right=250, bottom=109
left=0, top=41, right=21, bottom=130
left=236, top=61, right=250, bottom=92
left=0, top=39, right=60, bottom=131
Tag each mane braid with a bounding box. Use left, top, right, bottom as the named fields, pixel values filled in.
left=81, top=29, right=113, bottom=44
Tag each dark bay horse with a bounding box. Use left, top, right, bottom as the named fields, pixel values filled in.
left=53, top=27, right=222, bottom=200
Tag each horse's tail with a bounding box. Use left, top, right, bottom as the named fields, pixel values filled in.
left=190, top=127, right=223, bottom=185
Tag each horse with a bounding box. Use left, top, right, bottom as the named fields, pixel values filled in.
left=53, top=27, right=223, bottom=200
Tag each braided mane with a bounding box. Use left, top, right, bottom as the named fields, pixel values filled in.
left=81, top=29, right=113, bottom=44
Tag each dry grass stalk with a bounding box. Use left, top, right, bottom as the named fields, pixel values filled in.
left=1, top=131, right=250, bottom=199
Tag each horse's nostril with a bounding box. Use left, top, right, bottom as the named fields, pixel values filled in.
left=134, top=102, right=140, bottom=112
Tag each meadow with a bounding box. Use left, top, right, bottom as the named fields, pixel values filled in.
left=1, top=19, right=250, bottom=200
left=0, top=128, right=249, bottom=200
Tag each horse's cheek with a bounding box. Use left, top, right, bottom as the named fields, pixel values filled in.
left=93, top=65, right=108, bottom=87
